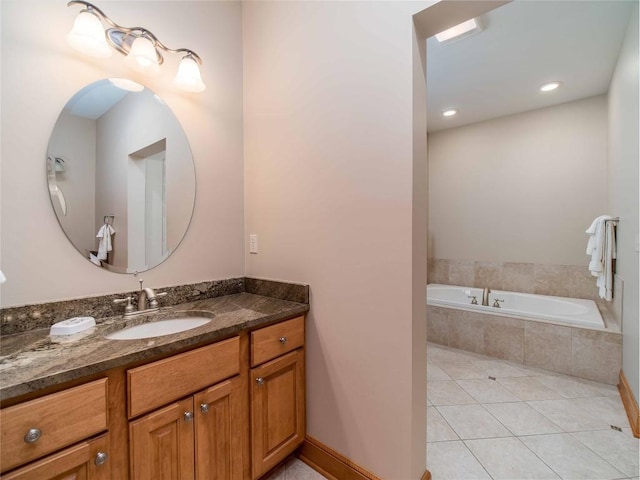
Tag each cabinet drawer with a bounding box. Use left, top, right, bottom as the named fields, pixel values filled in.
left=0, top=378, right=108, bottom=473
left=1, top=433, right=111, bottom=480
left=128, top=337, right=240, bottom=418
left=251, top=316, right=304, bottom=367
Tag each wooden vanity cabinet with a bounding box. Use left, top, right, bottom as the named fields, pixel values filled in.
left=128, top=341, right=244, bottom=480
left=194, top=378, right=244, bottom=480
left=1, top=314, right=306, bottom=480
left=250, top=317, right=305, bottom=479
left=1, top=434, right=111, bottom=480
left=0, top=378, right=110, bottom=480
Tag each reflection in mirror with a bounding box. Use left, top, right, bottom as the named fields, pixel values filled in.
left=47, top=79, right=196, bottom=274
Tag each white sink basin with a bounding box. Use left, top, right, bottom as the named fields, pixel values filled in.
left=106, top=316, right=211, bottom=340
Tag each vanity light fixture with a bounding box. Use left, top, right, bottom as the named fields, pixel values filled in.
left=66, top=1, right=206, bottom=93
left=442, top=109, right=458, bottom=117
left=539, top=81, right=561, bottom=92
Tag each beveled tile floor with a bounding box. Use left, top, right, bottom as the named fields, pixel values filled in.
left=263, top=457, right=328, bottom=480
left=427, top=343, right=640, bottom=480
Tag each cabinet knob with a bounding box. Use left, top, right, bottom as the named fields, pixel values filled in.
left=24, top=428, right=42, bottom=444
left=184, top=411, right=194, bottom=422
left=200, top=403, right=209, bottom=414
left=279, top=336, right=287, bottom=345
left=95, top=451, right=109, bottom=466
left=256, top=377, right=265, bottom=386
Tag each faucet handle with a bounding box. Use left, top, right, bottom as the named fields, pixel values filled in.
left=467, top=295, right=478, bottom=305
left=492, top=299, right=504, bottom=308
left=113, top=296, right=135, bottom=314
left=148, top=291, right=167, bottom=309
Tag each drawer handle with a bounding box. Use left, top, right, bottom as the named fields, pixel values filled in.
left=279, top=336, right=287, bottom=345
left=256, top=377, right=265, bottom=386
left=24, top=428, right=42, bottom=444
left=95, top=451, right=109, bottom=466
left=184, top=411, right=194, bottom=422
left=200, top=403, right=209, bottom=414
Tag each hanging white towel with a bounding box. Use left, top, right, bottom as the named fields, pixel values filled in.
left=585, top=215, right=616, bottom=301
left=96, top=224, right=115, bottom=261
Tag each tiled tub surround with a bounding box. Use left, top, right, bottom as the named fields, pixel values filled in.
left=428, top=259, right=608, bottom=304
left=0, top=278, right=309, bottom=402
left=428, top=284, right=605, bottom=329
left=426, top=259, right=622, bottom=384
left=427, top=304, right=622, bottom=384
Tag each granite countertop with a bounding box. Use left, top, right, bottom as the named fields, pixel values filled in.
left=0, top=293, right=309, bottom=403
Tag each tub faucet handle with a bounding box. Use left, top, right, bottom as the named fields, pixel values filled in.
left=467, top=295, right=478, bottom=305
left=492, top=298, right=504, bottom=308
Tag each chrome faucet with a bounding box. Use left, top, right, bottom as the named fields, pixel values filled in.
left=482, top=287, right=491, bottom=306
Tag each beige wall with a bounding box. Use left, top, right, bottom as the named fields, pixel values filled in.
left=608, top=6, right=639, bottom=401
left=0, top=1, right=244, bottom=306
left=47, top=111, right=96, bottom=255
left=428, top=95, right=608, bottom=266
left=243, top=2, right=432, bottom=477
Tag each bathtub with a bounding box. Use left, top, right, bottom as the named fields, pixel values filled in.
left=427, top=284, right=605, bottom=329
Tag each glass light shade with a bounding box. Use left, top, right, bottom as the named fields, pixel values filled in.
left=126, top=36, right=160, bottom=75
left=109, top=78, right=144, bottom=92
left=173, top=56, right=206, bottom=93
left=66, top=10, right=112, bottom=58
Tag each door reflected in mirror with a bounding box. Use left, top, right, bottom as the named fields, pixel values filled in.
left=47, top=79, right=196, bottom=274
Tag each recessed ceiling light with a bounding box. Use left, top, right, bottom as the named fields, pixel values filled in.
left=435, top=18, right=481, bottom=43
left=442, top=109, right=457, bottom=117
left=540, top=81, right=561, bottom=92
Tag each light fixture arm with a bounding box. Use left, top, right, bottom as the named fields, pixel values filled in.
left=67, top=0, right=203, bottom=64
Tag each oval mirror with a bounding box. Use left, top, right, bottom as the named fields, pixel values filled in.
left=47, top=78, right=196, bottom=274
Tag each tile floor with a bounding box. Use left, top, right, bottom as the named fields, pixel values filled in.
left=263, top=457, right=328, bottom=480
left=265, top=343, right=639, bottom=480
left=427, top=343, right=639, bottom=480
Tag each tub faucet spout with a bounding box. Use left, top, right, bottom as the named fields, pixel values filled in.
left=482, top=287, right=491, bottom=306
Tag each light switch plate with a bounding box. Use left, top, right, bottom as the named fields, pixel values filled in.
left=249, top=234, right=258, bottom=254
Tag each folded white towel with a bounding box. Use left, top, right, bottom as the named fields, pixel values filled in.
left=585, top=215, right=616, bottom=300
left=89, top=253, right=102, bottom=266
left=96, top=224, right=115, bottom=261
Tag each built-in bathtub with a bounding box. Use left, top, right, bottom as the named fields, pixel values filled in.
left=427, top=284, right=605, bottom=329
left=426, top=283, right=621, bottom=384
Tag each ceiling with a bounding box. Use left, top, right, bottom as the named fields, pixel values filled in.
left=426, top=0, right=635, bottom=132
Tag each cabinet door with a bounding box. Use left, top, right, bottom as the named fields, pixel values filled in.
left=194, top=377, right=243, bottom=480
left=251, top=349, right=305, bottom=479
left=1, top=434, right=110, bottom=480
left=130, top=397, right=195, bottom=480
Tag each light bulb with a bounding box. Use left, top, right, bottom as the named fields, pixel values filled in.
left=66, top=9, right=112, bottom=58
left=173, top=55, right=206, bottom=93
left=126, top=35, right=160, bottom=75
